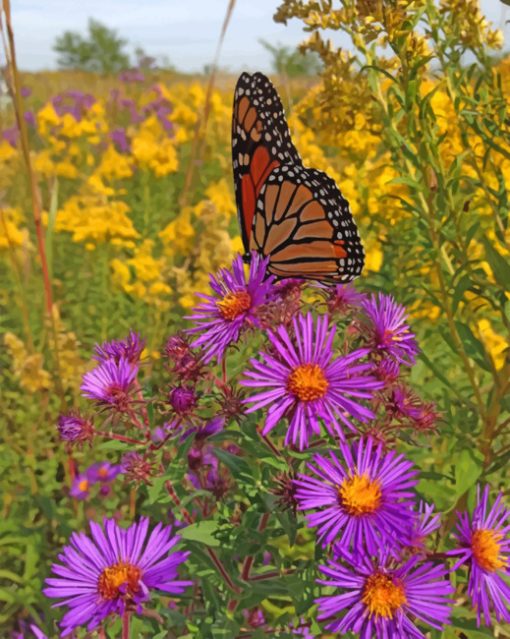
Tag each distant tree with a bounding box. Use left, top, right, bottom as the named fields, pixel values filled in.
left=53, top=19, right=130, bottom=74
left=259, top=40, right=322, bottom=78
left=134, top=47, right=157, bottom=71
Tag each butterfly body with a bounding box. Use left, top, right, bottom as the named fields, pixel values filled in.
left=232, top=72, right=364, bottom=284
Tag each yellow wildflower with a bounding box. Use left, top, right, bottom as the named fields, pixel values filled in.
left=476, top=319, right=508, bottom=370
left=160, top=208, right=195, bottom=253
left=56, top=195, right=139, bottom=246
left=4, top=332, right=51, bottom=393
left=0, top=208, right=30, bottom=250
left=0, top=140, right=17, bottom=162
left=204, top=179, right=236, bottom=218
left=96, top=145, right=133, bottom=180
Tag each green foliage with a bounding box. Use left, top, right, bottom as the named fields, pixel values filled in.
left=260, top=40, right=322, bottom=78
left=53, top=18, right=130, bottom=73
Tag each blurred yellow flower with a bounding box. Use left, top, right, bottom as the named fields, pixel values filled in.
left=4, top=332, right=51, bottom=393
left=56, top=195, right=139, bottom=246
left=476, top=319, right=508, bottom=371
left=204, top=179, right=236, bottom=218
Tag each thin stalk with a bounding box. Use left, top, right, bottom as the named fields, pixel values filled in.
left=164, top=478, right=240, bottom=593
left=122, top=610, right=130, bottom=639
left=241, top=512, right=270, bottom=581
left=0, top=212, right=34, bottom=350
left=206, top=547, right=240, bottom=593
left=1, top=1, right=64, bottom=399
left=179, top=0, right=236, bottom=207
left=94, top=430, right=147, bottom=446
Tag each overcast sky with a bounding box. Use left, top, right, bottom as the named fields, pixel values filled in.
left=11, top=0, right=510, bottom=72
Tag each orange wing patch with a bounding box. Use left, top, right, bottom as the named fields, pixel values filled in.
left=251, top=146, right=279, bottom=195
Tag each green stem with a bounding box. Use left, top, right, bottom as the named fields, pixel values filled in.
left=122, top=610, right=130, bottom=639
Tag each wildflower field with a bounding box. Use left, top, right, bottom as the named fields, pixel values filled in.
left=1, top=1, right=510, bottom=638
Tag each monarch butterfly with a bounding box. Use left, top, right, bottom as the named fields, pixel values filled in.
left=232, top=71, right=364, bottom=283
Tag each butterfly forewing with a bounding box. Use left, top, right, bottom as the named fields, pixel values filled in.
left=231, top=71, right=364, bottom=283
left=251, top=165, right=364, bottom=283
left=232, top=72, right=301, bottom=253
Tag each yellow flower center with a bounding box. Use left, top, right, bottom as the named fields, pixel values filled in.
left=471, top=529, right=506, bottom=572
left=78, top=479, right=89, bottom=492
left=339, top=473, right=382, bottom=516
left=287, top=364, right=329, bottom=401
left=97, top=561, right=142, bottom=600
left=362, top=572, right=407, bottom=619
left=217, top=291, right=252, bottom=320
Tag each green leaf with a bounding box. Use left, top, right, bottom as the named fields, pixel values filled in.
left=481, top=237, right=510, bottom=291
left=97, top=440, right=130, bottom=451
left=180, top=520, right=220, bottom=547
left=452, top=274, right=473, bottom=313
left=213, top=448, right=252, bottom=477
left=455, top=321, right=491, bottom=371
left=146, top=476, right=168, bottom=505
left=454, top=449, right=483, bottom=496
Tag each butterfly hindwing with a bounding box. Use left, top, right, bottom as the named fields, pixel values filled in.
left=251, top=164, right=364, bottom=283
left=232, top=72, right=301, bottom=253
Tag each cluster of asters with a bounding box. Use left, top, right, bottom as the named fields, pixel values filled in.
left=187, top=253, right=510, bottom=635
left=108, top=82, right=174, bottom=154
left=1, top=86, right=35, bottom=147
left=45, top=253, right=509, bottom=637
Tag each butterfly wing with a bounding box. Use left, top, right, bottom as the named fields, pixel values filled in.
left=250, top=164, right=364, bottom=283
left=232, top=72, right=301, bottom=254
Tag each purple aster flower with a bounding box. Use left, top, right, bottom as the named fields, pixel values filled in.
left=164, top=333, right=204, bottom=381
left=119, top=68, right=145, bottom=83
left=81, top=357, right=138, bottom=409
left=293, top=437, right=418, bottom=552
left=406, top=501, right=441, bottom=552
left=319, top=282, right=367, bottom=314
left=24, top=110, right=36, bottom=128
left=187, top=446, right=230, bottom=498
left=316, top=548, right=453, bottom=638
left=57, top=413, right=93, bottom=444
left=2, top=126, right=19, bottom=148
left=110, top=127, right=130, bottom=153
left=28, top=625, right=47, bottom=639
left=21, top=85, right=32, bottom=98
left=373, top=357, right=401, bottom=384
left=288, top=619, right=314, bottom=637
left=243, top=607, right=266, bottom=628
left=187, top=252, right=275, bottom=363
left=168, top=386, right=197, bottom=415
left=122, top=452, right=155, bottom=484
left=70, top=473, right=91, bottom=500
left=52, top=90, right=95, bottom=121
left=387, top=385, right=439, bottom=432
left=86, top=461, right=123, bottom=483
left=94, top=330, right=145, bottom=364
left=361, top=293, right=419, bottom=365
left=449, top=484, right=510, bottom=626
left=241, top=313, right=383, bottom=450
left=43, top=517, right=191, bottom=636
left=13, top=623, right=47, bottom=639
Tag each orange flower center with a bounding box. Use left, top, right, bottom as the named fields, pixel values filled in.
left=78, top=479, right=89, bottom=492
left=471, top=529, right=506, bottom=572
left=97, top=561, right=142, bottom=600
left=339, top=473, right=382, bottom=516
left=362, top=572, right=407, bottom=619
left=287, top=364, right=329, bottom=401
left=217, top=291, right=252, bottom=320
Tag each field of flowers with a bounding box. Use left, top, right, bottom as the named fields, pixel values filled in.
left=1, top=1, right=509, bottom=638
